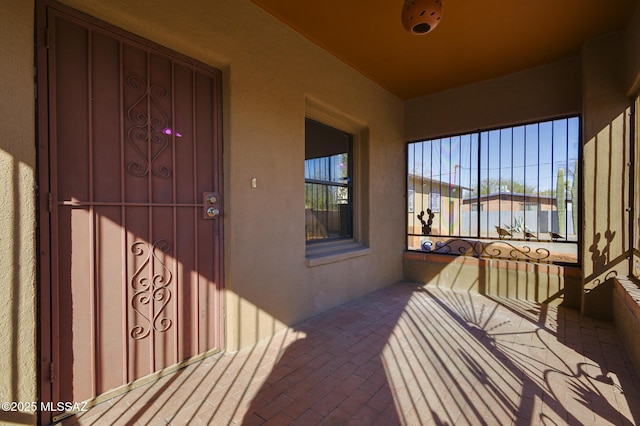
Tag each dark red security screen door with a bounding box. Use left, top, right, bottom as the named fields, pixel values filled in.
left=38, top=3, right=224, bottom=418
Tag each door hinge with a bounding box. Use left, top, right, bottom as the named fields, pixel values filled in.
left=49, top=362, right=56, bottom=382
left=47, top=193, right=53, bottom=212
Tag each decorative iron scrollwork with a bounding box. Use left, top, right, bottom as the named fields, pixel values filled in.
left=430, top=238, right=480, bottom=256
left=126, top=75, right=171, bottom=178
left=429, top=238, right=551, bottom=262
left=481, top=241, right=551, bottom=261
left=130, top=240, right=173, bottom=340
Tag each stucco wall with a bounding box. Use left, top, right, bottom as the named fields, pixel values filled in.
left=0, top=1, right=38, bottom=425
left=581, top=32, right=632, bottom=319
left=625, top=4, right=640, bottom=95
left=613, top=278, right=640, bottom=375
left=405, top=30, right=638, bottom=318
left=404, top=252, right=582, bottom=308
left=403, top=58, right=583, bottom=307
left=55, top=0, right=405, bottom=350
left=405, top=56, right=582, bottom=141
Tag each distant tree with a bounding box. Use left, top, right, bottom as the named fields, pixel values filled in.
left=556, top=168, right=566, bottom=234
left=479, top=178, right=536, bottom=195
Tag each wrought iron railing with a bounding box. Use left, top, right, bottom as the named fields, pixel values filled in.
left=407, top=116, right=580, bottom=263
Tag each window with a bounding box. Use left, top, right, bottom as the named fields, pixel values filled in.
left=408, top=188, right=415, bottom=213
left=407, top=116, right=580, bottom=264
left=429, top=192, right=441, bottom=212
left=305, top=118, right=353, bottom=242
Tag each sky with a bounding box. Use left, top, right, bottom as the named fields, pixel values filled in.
left=408, top=116, right=580, bottom=196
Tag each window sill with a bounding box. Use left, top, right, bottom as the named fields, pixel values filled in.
left=406, top=236, right=578, bottom=265
left=403, top=250, right=581, bottom=276
left=614, top=276, right=640, bottom=321
left=612, top=276, right=640, bottom=376
left=305, top=240, right=371, bottom=267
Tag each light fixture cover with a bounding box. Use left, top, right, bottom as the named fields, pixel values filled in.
left=402, top=0, right=443, bottom=35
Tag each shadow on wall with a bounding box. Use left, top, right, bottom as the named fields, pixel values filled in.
left=0, top=154, right=36, bottom=426
left=582, top=107, right=632, bottom=320
left=403, top=251, right=582, bottom=310
left=0, top=1, right=37, bottom=423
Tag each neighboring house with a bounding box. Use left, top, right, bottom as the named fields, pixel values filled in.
left=462, top=192, right=561, bottom=212
left=407, top=173, right=472, bottom=243
left=408, top=173, right=470, bottom=212
left=464, top=192, right=576, bottom=236
left=410, top=188, right=576, bottom=245
left=2, top=0, right=640, bottom=424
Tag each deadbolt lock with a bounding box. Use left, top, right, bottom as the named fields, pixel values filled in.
left=202, top=192, right=221, bottom=219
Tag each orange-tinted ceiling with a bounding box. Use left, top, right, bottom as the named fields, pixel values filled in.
left=252, top=0, right=638, bottom=100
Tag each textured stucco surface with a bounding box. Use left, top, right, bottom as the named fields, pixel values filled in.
left=403, top=253, right=582, bottom=308
left=581, top=32, right=632, bottom=317
left=613, top=278, right=640, bottom=375
left=404, top=56, right=582, bottom=142
left=0, top=0, right=37, bottom=424
left=625, top=4, right=640, bottom=95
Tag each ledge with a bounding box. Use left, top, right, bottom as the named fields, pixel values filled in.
left=612, top=276, right=640, bottom=375
left=403, top=250, right=583, bottom=307
left=404, top=250, right=581, bottom=276
left=305, top=240, right=371, bottom=267
left=614, top=276, right=640, bottom=321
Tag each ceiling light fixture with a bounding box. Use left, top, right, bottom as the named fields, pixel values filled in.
left=402, top=0, right=443, bottom=35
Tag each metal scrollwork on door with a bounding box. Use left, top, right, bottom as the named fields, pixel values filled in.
left=130, top=240, right=173, bottom=340
left=126, top=75, right=172, bottom=178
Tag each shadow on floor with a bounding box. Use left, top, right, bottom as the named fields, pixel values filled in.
left=240, top=283, right=640, bottom=425
left=60, top=282, right=640, bottom=425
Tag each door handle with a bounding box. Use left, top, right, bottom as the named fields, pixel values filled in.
left=202, top=192, right=221, bottom=219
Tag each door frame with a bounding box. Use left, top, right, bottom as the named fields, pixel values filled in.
left=36, top=1, right=225, bottom=422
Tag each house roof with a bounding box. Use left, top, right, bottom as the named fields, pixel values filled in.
left=252, top=0, right=638, bottom=100
left=462, top=191, right=573, bottom=203
left=408, top=173, right=474, bottom=192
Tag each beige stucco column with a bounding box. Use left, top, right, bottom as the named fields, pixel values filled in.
left=581, top=31, right=632, bottom=318
left=0, top=0, right=38, bottom=425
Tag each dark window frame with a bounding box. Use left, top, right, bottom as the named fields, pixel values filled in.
left=631, top=97, right=640, bottom=282
left=406, top=115, right=582, bottom=265
left=305, top=118, right=354, bottom=243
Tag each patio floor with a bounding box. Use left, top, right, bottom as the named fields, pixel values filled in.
left=59, top=283, right=640, bottom=425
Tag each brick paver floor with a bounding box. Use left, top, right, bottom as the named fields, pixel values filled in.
left=60, top=283, right=640, bottom=425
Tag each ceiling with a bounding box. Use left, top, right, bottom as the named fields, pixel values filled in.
left=252, top=0, right=638, bottom=100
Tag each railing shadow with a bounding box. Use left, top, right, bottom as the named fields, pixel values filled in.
left=236, top=282, right=639, bottom=425
left=417, top=285, right=640, bottom=425
left=239, top=284, right=412, bottom=424
left=59, top=282, right=640, bottom=424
